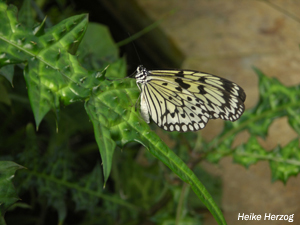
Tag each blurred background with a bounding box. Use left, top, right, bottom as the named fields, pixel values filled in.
left=3, top=0, right=300, bottom=224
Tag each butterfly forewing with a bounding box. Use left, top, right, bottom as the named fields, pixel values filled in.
left=136, top=65, right=246, bottom=132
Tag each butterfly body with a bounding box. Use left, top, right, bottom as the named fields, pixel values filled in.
left=135, top=65, right=246, bottom=132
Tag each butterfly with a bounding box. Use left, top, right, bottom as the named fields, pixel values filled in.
left=134, top=65, right=246, bottom=132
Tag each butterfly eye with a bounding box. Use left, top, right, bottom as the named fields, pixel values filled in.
left=136, top=65, right=144, bottom=73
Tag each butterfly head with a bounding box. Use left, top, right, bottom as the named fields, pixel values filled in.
left=135, top=65, right=148, bottom=83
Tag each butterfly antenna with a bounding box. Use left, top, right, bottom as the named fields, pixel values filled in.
left=107, top=32, right=141, bottom=81
left=129, top=33, right=142, bottom=65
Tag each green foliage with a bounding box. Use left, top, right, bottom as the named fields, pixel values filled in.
left=0, top=1, right=225, bottom=224
left=0, top=161, right=24, bottom=224
left=1, top=1, right=300, bottom=225
left=0, top=3, right=95, bottom=127
left=205, top=67, right=300, bottom=183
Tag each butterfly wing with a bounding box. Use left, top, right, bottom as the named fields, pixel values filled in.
left=141, top=69, right=246, bottom=132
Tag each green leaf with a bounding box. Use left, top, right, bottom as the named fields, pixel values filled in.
left=0, top=65, right=14, bottom=86
left=188, top=166, right=222, bottom=209
left=85, top=98, right=116, bottom=188
left=269, top=139, right=300, bottom=183
left=0, top=2, right=102, bottom=128
left=0, top=161, right=25, bottom=222
left=231, top=137, right=300, bottom=183
left=85, top=79, right=138, bottom=185
left=18, top=0, right=34, bottom=29
left=19, top=123, right=138, bottom=222
left=233, top=136, right=267, bottom=167
left=244, top=67, right=292, bottom=137
left=0, top=4, right=27, bottom=66
left=78, top=22, right=119, bottom=70
left=32, top=16, right=47, bottom=37
left=287, top=107, right=300, bottom=135
left=205, top=135, right=235, bottom=163
left=223, top=67, right=292, bottom=139
left=72, top=163, right=103, bottom=212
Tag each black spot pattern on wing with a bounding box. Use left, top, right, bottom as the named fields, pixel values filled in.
left=175, top=78, right=191, bottom=89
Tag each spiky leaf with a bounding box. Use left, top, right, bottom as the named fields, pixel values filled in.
left=0, top=161, right=24, bottom=223
left=0, top=2, right=100, bottom=127
left=206, top=67, right=300, bottom=183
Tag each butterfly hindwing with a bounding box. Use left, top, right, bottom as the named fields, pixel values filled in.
left=136, top=66, right=246, bottom=132
left=141, top=80, right=210, bottom=132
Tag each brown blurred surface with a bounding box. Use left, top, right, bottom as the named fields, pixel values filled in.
left=136, top=0, right=300, bottom=224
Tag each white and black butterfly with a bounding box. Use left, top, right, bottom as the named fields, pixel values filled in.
left=134, top=65, right=246, bottom=132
